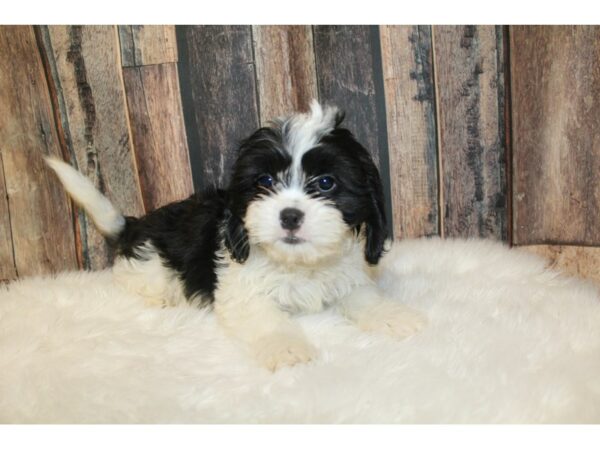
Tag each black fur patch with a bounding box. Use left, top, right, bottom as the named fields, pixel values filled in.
left=302, top=128, right=388, bottom=264
left=117, top=190, right=227, bottom=303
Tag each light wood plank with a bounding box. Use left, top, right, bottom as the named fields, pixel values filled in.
left=123, top=63, right=194, bottom=210
left=0, top=156, right=16, bottom=281
left=43, top=25, right=145, bottom=269
left=520, top=245, right=600, bottom=285
left=432, top=25, right=508, bottom=240
left=176, top=25, right=259, bottom=190
left=118, top=25, right=178, bottom=67
left=511, top=26, right=600, bottom=246
left=252, top=25, right=318, bottom=122
left=380, top=25, right=439, bottom=239
left=0, top=26, right=78, bottom=277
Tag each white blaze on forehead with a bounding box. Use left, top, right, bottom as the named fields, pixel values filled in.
left=281, top=100, right=339, bottom=185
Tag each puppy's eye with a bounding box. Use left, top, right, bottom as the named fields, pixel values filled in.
left=256, top=174, right=274, bottom=188
left=317, top=176, right=336, bottom=192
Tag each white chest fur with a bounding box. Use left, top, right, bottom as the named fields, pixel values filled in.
left=215, top=238, right=374, bottom=314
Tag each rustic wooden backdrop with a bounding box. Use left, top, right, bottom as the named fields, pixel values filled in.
left=1, top=25, right=599, bottom=283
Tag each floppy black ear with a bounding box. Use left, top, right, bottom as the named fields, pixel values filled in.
left=362, top=155, right=388, bottom=265
left=223, top=210, right=250, bottom=263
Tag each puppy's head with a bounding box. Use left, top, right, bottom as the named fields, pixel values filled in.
left=225, top=100, right=387, bottom=266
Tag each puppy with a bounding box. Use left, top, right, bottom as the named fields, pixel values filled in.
left=47, top=101, right=426, bottom=371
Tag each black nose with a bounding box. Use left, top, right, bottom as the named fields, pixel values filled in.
left=280, top=208, right=304, bottom=230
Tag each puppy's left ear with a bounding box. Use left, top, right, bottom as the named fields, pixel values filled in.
left=361, top=154, right=388, bottom=265
left=224, top=210, right=250, bottom=263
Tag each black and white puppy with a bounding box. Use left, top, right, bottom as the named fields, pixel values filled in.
left=47, top=101, right=426, bottom=371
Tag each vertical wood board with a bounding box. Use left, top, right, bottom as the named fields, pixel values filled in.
left=0, top=156, right=16, bottom=281
left=511, top=26, right=600, bottom=246
left=380, top=25, right=439, bottom=238
left=0, top=26, right=78, bottom=277
left=123, top=63, right=194, bottom=211
left=433, top=25, right=508, bottom=240
left=252, top=25, right=318, bottom=123
left=119, top=25, right=178, bottom=67
left=176, top=25, right=259, bottom=190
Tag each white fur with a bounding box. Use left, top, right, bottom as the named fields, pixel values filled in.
left=112, top=242, right=195, bottom=308
left=244, top=186, right=348, bottom=266
left=2, top=238, right=600, bottom=423
left=212, top=235, right=410, bottom=370
left=45, top=157, right=125, bottom=237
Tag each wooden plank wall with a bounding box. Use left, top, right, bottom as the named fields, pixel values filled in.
left=510, top=25, right=600, bottom=283
left=0, top=26, right=78, bottom=279
left=2, top=25, right=600, bottom=284
left=0, top=25, right=193, bottom=279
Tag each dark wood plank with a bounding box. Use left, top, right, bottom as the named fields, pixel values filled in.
left=176, top=25, right=259, bottom=190
left=123, top=63, right=194, bottom=210
left=380, top=25, right=439, bottom=239
left=253, top=26, right=318, bottom=122
left=0, top=26, right=78, bottom=277
left=118, top=25, right=178, bottom=67
left=0, top=156, right=16, bottom=281
left=511, top=26, right=600, bottom=246
left=41, top=25, right=145, bottom=269
left=432, top=25, right=508, bottom=240
left=312, top=25, right=386, bottom=167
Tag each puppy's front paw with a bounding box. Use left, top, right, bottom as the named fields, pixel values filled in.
left=253, top=333, right=317, bottom=371
left=355, top=302, right=427, bottom=339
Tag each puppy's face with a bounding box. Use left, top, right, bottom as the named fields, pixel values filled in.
left=225, top=102, right=387, bottom=266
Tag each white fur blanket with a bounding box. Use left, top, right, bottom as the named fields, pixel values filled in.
left=1, top=238, right=599, bottom=423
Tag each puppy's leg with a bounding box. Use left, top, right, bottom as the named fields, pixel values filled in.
left=214, top=294, right=316, bottom=371
left=338, top=285, right=427, bottom=339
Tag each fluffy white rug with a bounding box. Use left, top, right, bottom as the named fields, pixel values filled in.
left=1, top=238, right=600, bottom=423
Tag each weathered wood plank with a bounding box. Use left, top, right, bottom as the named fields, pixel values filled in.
left=42, top=25, right=145, bottom=269
left=0, top=26, right=78, bottom=277
left=0, top=156, right=17, bottom=281
left=312, top=25, right=385, bottom=167
left=511, top=26, right=600, bottom=246
left=123, top=63, right=194, bottom=210
left=520, top=245, right=600, bottom=286
left=380, top=25, right=439, bottom=239
left=432, top=25, right=508, bottom=240
left=118, top=25, right=178, bottom=67
left=176, top=25, right=259, bottom=190
left=252, top=25, right=318, bottom=122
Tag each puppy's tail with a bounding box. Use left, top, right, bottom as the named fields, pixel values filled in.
left=45, top=157, right=126, bottom=238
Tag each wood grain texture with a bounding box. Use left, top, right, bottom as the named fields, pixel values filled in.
left=123, top=63, right=193, bottom=211
left=42, top=25, right=144, bottom=269
left=511, top=26, right=600, bottom=246
left=0, top=157, right=16, bottom=281
left=176, top=25, right=259, bottom=190
left=520, top=245, right=600, bottom=286
left=432, top=25, right=508, bottom=240
left=380, top=25, right=439, bottom=239
left=118, top=25, right=178, bottom=67
left=252, top=26, right=318, bottom=122
left=312, top=25, right=385, bottom=167
left=0, top=26, right=78, bottom=277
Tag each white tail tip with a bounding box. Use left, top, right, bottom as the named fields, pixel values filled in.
left=45, top=157, right=125, bottom=238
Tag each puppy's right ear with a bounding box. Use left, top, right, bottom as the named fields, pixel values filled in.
left=224, top=210, right=249, bottom=263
